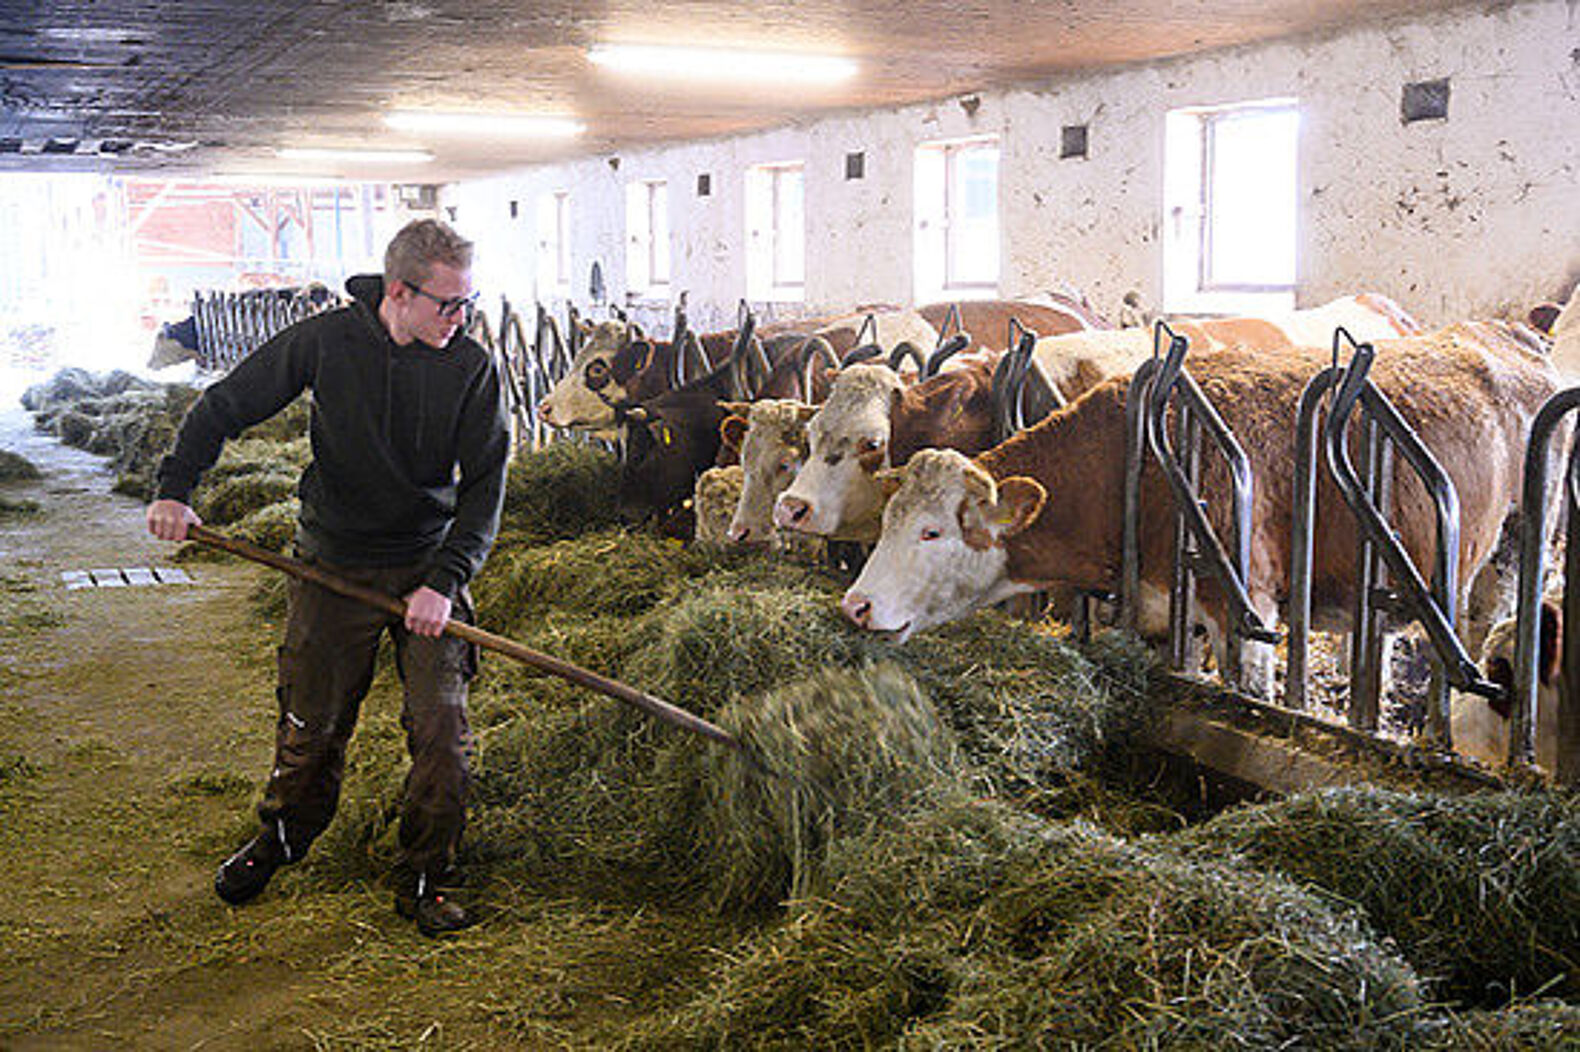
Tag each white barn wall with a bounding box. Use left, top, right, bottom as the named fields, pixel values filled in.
left=444, top=0, right=1578, bottom=330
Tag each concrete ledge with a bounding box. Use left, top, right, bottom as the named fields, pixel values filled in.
left=1142, top=673, right=1514, bottom=796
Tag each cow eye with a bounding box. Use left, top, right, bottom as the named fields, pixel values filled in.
left=920, top=526, right=942, bottom=541
left=585, top=359, right=611, bottom=389
left=825, top=452, right=843, bottom=466
left=777, top=459, right=799, bottom=476
left=859, top=437, right=883, bottom=454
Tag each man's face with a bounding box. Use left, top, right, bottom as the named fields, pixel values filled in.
left=394, top=262, right=474, bottom=348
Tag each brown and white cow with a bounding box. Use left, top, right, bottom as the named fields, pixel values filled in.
left=719, top=399, right=819, bottom=545
left=841, top=325, right=1558, bottom=699
left=778, top=295, right=1419, bottom=547
left=537, top=319, right=738, bottom=441
left=1032, top=293, right=1420, bottom=404
left=773, top=359, right=1001, bottom=542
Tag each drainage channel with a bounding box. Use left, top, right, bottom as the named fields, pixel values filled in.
left=61, top=567, right=196, bottom=589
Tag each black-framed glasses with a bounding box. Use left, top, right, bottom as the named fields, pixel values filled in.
left=403, top=280, right=479, bottom=318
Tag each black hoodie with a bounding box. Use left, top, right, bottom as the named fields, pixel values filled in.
left=156, top=274, right=509, bottom=599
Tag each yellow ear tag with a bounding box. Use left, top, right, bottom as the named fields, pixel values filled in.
left=661, top=425, right=673, bottom=446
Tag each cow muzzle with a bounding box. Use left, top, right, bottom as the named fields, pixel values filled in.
left=774, top=494, right=813, bottom=531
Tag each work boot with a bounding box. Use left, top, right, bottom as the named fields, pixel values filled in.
left=214, top=828, right=286, bottom=906
left=394, top=868, right=474, bottom=937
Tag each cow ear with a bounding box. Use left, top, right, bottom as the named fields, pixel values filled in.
left=993, top=477, right=1047, bottom=538
left=631, top=339, right=655, bottom=374
left=719, top=414, right=749, bottom=453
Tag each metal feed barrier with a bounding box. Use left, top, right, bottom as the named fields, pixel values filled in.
left=1286, top=329, right=1499, bottom=742
left=1504, top=387, right=1580, bottom=784
left=1121, top=322, right=1278, bottom=694
left=190, top=286, right=333, bottom=371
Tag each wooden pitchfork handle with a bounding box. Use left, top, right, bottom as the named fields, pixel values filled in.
left=185, top=524, right=746, bottom=754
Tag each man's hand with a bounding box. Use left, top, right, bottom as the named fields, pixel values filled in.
left=147, top=499, right=200, bottom=541
left=403, top=586, right=452, bottom=637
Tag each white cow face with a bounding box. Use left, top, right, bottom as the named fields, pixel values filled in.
left=841, top=448, right=1046, bottom=641
left=538, top=320, right=649, bottom=440
left=727, top=400, right=816, bottom=545
left=773, top=365, right=902, bottom=539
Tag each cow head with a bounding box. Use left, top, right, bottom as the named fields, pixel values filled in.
left=725, top=399, right=817, bottom=545
left=148, top=317, right=199, bottom=370
left=538, top=319, right=655, bottom=440
left=618, top=394, right=726, bottom=525
left=841, top=449, right=1045, bottom=641
left=773, top=364, right=903, bottom=540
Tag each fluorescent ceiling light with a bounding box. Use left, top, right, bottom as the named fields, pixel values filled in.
left=588, top=44, right=857, bottom=84
left=385, top=111, right=585, bottom=137
left=277, top=147, right=433, bottom=164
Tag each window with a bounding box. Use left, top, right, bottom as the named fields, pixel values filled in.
left=746, top=162, right=804, bottom=301
left=535, top=190, right=570, bottom=294
left=914, top=136, right=1000, bottom=302
left=1164, top=99, right=1299, bottom=314
left=624, top=179, right=670, bottom=298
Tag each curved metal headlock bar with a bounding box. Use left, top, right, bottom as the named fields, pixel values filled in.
left=923, top=331, right=972, bottom=379
left=496, top=301, right=540, bottom=448
left=723, top=309, right=760, bottom=402
left=988, top=327, right=1040, bottom=445
left=1509, top=387, right=1580, bottom=776
left=534, top=304, right=571, bottom=384
left=840, top=344, right=883, bottom=367
left=797, top=335, right=842, bottom=399
left=855, top=311, right=879, bottom=350
left=667, top=299, right=693, bottom=389
left=1140, top=322, right=1277, bottom=679
left=566, top=302, right=584, bottom=360
left=935, top=302, right=964, bottom=342
left=887, top=341, right=927, bottom=375
left=1321, top=328, right=1497, bottom=735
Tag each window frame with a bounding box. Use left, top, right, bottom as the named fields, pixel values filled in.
left=1164, top=98, right=1299, bottom=314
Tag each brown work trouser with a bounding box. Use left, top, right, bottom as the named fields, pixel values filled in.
left=256, top=556, right=477, bottom=877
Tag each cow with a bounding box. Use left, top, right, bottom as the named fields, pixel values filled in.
left=538, top=309, right=941, bottom=439
left=915, top=296, right=1103, bottom=354
left=149, top=315, right=200, bottom=369
left=538, top=319, right=738, bottom=441
left=773, top=359, right=1002, bottom=543
left=773, top=295, right=1421, bottom=548
left=1456, top=600, right=1562, bottom=772
left=1032, top=293, right=1420, bottom=405
left=537, top=297, right=1103, bottom=441
left=839, top=325, right=1559, bottom=703
left=146, top=282, right=339, bottom=370
left=720, top=399, right=819, bottom=546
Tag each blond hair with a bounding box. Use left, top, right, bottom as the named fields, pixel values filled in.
left=384, top=219, right=474, bottom=286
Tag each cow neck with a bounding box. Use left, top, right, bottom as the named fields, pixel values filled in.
left=977, top=382, right=1129, bottom=593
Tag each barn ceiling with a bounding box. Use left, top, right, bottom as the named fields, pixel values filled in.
left=1, top=0, right=1469, bottom=183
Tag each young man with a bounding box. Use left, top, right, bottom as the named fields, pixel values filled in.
left=147, top=219, right=510, bottom=936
